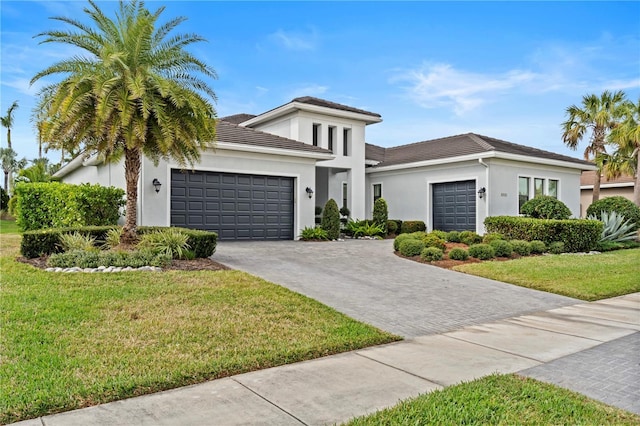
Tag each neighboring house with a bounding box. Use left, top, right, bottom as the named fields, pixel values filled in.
left=580, top=171, right=636, bottom=217
left=55, top=96, right=595, bottom=239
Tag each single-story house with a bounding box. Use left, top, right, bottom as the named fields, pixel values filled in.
left=55, top=96, right=595, bottom=239
left=580, top=171, right=636, bottom=217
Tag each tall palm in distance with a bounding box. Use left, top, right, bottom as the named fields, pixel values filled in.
left=606, top=99, right=640, bottom=206
left=561, top=90, right=626, bottom=203
left=31, top=0, right=217, bottom=244
left=1, top=101, right=20, bottom=193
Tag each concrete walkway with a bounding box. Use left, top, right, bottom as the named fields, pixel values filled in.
left=14, top=293, right=640, bottom=425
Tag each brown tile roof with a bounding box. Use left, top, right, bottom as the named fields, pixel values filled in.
left=365, top=143, right=386, bottom=162
left=581, top=170, right=635, bottom=186
left=291, top=96, right=381, bottom=118
left=216, top=120, right=332, bottom=155
left=365, top=133, right=594, bottom=168
left=220, top=113, right=257, bottom=124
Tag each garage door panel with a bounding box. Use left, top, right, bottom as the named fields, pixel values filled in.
left=171, top=170, right=294, bottom=240
left=433, top=180, right=476, bottom=232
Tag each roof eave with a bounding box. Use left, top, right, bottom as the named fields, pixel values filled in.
left=215, top=141, right=335, bottom=161
left=243, top=101, right=382, bottom=127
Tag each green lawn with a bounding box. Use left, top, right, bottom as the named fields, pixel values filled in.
left=0, top=218, right=20, bottom=234
left=0, top=225, right=399, bottom=424
left=345, top=374, right=640, bottom=425
left=454, top=249, right=640, bottom=301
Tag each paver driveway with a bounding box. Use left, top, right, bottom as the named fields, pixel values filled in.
left=214, top=239, right=578, bottom=337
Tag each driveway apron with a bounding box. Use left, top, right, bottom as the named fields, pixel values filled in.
left=214, top=239, right=578, bottom=337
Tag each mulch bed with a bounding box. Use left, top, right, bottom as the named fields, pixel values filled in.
left=397, top=242, right=523, bottom=269
left=17, top=256, right=231, bottom=271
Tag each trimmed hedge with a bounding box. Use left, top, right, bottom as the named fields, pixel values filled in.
left=21, top=226, right=217, bottom=259
left=14, top=182, right=125, bottom=231
left=468, top=243, right=495, bottom=260
left=399, top=239, right=425, bottom=257
left=520, top=195, right=571, bottom=220
left=484, top=216, right=602, bottom=253
left=420, top=246, right=443, bottom=262
left=400, top=220, right=426, bottom=234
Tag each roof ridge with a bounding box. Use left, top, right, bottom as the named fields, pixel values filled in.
left=467, top=133, right=495, bottom=151
left=385, top=133, right=475, bottom=151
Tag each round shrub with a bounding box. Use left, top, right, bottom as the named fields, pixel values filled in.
left=387, top=220, right=398, bottom=235
left=520, top=195, right=571, bottom=220
left=430, top=230, right=448, bottom=240
left=400, top=220, right=426, bottom=234
left=459, top=231, right=482, bottom=246
left=468, top=243, right=495, bottom=260
left=510, top=240, right=532, bottom=256
left=529, top=240, right=547, bottom=254
left=321, top=199, right=341, bottom=240
left=420, top=246, right=443, bottom=262
left=482, top=232, right=504, bottom=244
left=421, top=233, right=446, bottom=251
left=490, top=239, right=513, bottom=257
left=446, top=230, right=461, bottom=243
left=399, top=239, right=426, bottom=257
left=448, top=247, right=469, bottom=261
left=586, top=196, right=640, bottom=229
left=548, top=241, right=565, bottom=254
left=394, top=233, right=420, bottom=251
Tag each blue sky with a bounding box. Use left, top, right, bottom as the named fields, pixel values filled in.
left=1, top=1, right=639, bottom=164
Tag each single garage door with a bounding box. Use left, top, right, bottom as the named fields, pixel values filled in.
left=432, top=180, right=476, bottom=232
left=171, top=170, right=294, bottom=240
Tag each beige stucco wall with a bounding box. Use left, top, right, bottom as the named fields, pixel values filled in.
left=580, top=186, right=635, bottom=217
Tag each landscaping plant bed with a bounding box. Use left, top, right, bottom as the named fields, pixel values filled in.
left=397, top=242, right=526, bottom=269
left=17, top=255, right=230, bottom=271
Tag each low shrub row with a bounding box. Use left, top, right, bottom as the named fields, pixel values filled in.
left=21, top=226, right=217, bottom=259
left=48, top=250, right=172, bottom=269
left=484, top=216, right=602, bottom=252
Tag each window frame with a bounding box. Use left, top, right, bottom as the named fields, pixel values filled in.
left=373, top=183, right=382, bottom=203
left=342, top=128, right=350, bottom=156
left=312, top=123, right=320, bottom=147
left=328, top=126, right=336, bottom=153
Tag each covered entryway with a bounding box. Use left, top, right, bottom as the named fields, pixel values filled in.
left=171, top=170, right=294, bottom=240
left=432, top=180, right=476, bottom=232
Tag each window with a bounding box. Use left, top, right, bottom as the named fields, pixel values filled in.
left=373, top=184, right=382, bottom=202
left=534, top=178, right=544, bottom=197
left=328, top=126, right=336, bottom=152
left=548, top=179, right=558, bottom=198
left=342, top=182, right=348, bottom=209
left=312, top=123, right=320, bottom=146
left=518, top=177, right=530, bottom=212
left=343, top=128, right=350, bottom=156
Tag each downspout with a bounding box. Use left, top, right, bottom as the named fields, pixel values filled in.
left=478, top=158, right=489, bottom=233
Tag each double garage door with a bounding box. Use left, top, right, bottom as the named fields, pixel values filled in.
left=171, top=170, right=294, bottom=240
left=432, top=180, right=476, bottom=232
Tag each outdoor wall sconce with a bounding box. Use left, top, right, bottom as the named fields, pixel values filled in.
left=477, top=187, right=486, bottom=199
left=152, top=178, right=162, bottom=193
left=305, top=187, right=314, bottom=199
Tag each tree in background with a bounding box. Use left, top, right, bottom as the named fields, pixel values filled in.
left=561, top=90, right=626, bottom=203
left=31, top=0, right=217, bottom=244
left=605, top=98, right=640, bottom=206
left=1, top=101, right=20, bottom=193
left=0, top=148, right=27, bottom=193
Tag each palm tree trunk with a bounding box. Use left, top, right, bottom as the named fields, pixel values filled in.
left=592, top=171, right=601, bottom=203
left=3, top=171, right=8, bottom=192
left=122, top=147, right=141, bottom=245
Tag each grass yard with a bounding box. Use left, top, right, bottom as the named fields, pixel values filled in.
left=345, top=374, right=640, bottom=425
left=454, top=249, right=640, bottom=301
left=0, top=222, right=399, bottom=424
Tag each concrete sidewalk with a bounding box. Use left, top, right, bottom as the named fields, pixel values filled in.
left=14, top=293, right=639, bottom=426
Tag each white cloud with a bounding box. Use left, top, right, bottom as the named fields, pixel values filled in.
left=391, top=63, right=538, bottom=115
left=1, top=77, right=46, bottom=96
left=268, top=28, right=318, bottom=51
left=287, top=84, right=328, bottom=100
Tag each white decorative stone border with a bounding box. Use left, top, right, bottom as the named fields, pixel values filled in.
left=45, top=266, right=163, bottom=273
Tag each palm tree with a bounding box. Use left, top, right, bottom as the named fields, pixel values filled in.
left=31, top=0, right=217, bottom=244
left=561, top=90, right=626, bottom=203
left=1, top=101, right=19, bottom=149
left=606, top=99, right=640, bottom=206
left=1, top=101, right=20, bottom=193
left=0, top=148, right=28, bottom=192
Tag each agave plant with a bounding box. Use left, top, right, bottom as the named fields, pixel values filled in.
left=588, top=211, right=639, bottom=242
left=346, top=218, right=385, bottom=238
